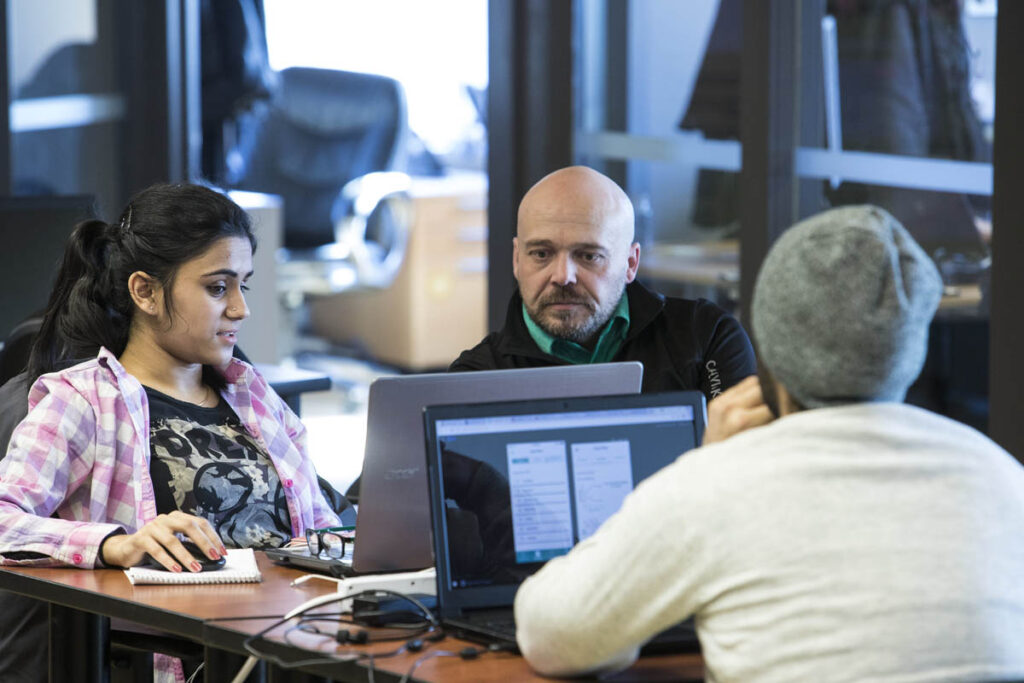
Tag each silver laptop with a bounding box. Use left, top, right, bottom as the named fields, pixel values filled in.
left=352, top=363, right=644, bottom=573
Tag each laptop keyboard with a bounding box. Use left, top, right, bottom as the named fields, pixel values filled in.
left=478, top=614, right=516, bottom=632
left=463, top=608, right=516, bottom=636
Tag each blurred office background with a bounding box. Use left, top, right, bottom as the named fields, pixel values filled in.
left=0, top=1, right=1021, bottom=491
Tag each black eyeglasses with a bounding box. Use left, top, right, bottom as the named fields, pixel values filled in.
left=305, top=526, right=355, bottom=559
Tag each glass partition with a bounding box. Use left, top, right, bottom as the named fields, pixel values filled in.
left=572, top=0, right=995, bottom=429
left=7, top=0, right=124, bottom=216
left=794, top=0, right=995, bottom=430
left=574, top=0, right=743, bottom=312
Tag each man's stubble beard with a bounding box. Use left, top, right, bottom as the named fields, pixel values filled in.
left=525, top=279, right=627, bottom=345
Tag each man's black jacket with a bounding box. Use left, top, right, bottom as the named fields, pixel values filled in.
left=449, top=281, right=756, bottom=400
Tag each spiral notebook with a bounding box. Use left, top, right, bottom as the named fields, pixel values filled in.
left=124, top=548, right=262, bottom=585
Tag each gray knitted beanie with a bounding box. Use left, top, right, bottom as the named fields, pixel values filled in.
left=752, top=205, right=943, bottom=408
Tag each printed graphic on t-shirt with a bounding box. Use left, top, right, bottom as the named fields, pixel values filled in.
left=145, top=389, right=292, bottom=549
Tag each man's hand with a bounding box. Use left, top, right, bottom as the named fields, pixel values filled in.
left=100, top=511, right=226, bottom=572
left=703, top=375, right=774, bottom=445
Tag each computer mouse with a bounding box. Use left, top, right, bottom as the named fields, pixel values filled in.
left=142, top=541, right=226, bottom=571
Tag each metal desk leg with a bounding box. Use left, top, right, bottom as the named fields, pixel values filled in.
left=49, top=605, right=110, bottom=683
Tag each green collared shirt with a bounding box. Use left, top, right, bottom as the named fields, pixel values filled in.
left=522, top=295, right=630, bottom=364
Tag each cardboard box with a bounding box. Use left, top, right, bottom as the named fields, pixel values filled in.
left=309, top=173, right=488, bottom=370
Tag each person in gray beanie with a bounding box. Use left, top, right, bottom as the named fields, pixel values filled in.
left=752, top=205, right=942, bottom=410
left=514, top=205, right=1024, bottom=682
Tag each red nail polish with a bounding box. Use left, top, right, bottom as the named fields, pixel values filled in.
left=191, top=562, right=202, bottom=572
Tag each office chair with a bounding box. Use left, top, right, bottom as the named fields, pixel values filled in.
left=232, top=66, right=413, bottom=302
left=0, top=316, right=42, bottom=387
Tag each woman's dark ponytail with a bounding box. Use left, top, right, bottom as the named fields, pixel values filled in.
left=28, top=219, right=134, bottom=383
left=27, top=183, right=255, bottom=385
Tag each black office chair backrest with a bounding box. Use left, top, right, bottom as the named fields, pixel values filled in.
left=232, top=67, right=408, bottom=249
left=0, top=312, right=59, bottom=457
left=0, top=316, right=43, bottom=387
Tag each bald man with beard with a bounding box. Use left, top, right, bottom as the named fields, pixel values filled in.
left=450, top=166, right=756, bottom=400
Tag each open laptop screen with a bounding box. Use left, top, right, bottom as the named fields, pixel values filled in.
left=424, top=391, right=705, bottom=611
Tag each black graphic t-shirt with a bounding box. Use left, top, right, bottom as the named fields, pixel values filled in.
left=145, top=386, right=293, bottom=549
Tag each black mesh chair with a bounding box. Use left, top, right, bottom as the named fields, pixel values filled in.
left=0, top=314, right=44, bottom=458
left=232, top=66, right=413, bottom=300
left=0, top=316, right=42, bottom=388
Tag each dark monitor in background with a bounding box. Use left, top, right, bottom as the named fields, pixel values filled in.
left=0, top=195, right=96, bottom=338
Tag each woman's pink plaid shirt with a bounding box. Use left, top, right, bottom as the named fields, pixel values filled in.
left=0, top=347, right=341, bottom=568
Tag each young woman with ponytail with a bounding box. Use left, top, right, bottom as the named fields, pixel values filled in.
left=2, top=182, right=341, bottom=569
left=0, top=183, right=343, bottom=680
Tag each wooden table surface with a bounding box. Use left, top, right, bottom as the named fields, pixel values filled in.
left=1, top=553, right=704, bottom=682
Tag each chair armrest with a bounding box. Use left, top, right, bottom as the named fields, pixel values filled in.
left=275, top=171, right=413, bottom=303
left=333, top=171, right=412, bottom=288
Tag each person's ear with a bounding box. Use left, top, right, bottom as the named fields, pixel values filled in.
left=127, top=271, right=161, bottom=316
left=512, top=236, right=520, bottom=281
left=625, top=242, right=641, bottom=283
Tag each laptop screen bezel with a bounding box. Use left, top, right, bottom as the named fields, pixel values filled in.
left=423, top=390, right=706, bottom=617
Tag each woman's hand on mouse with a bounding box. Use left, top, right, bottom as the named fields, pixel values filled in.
left=100, top=511, right=227, bottom=572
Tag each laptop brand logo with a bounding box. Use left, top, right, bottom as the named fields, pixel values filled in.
left=384, top=467, right=420, bottom=480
